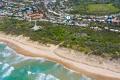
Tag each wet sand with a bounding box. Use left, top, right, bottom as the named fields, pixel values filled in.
left=0, top=33, right=120, bottom=80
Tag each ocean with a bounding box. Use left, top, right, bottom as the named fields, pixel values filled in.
left=0, top=42, right=93, bottom=80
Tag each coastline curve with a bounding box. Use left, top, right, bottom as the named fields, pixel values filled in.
left=0, top=36, right=120, bottom=80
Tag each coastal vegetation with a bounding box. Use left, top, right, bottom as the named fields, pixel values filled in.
left=0, top=18, right=120, bottom=59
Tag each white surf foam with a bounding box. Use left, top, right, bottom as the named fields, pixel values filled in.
left=4, top=46, right=12, bottom=51
left=36, top=73, right=46, bottom=80
left=2, top=63, right=9, bottom=71
left=39, top=58, right=46, bottom=63
left=0, top=42, right=6, bottom=45
left=2, top=66, right=14, bottom=78
left=0, top=62, right=2, bottom=65
left=35, top=73, right=59, bottom=80
left=54, top=63, right=60, bottom=67
left=46, top=74, right=60, bottom=80
left=4, top=46, right=17, bottom=55
left=27, top=71, right=32, bottom=75
left=2, top=52, right=11, bottom=57
left=27, top=71, right=35, bottom=75
left=9, top=56, right=27, bottom=65
left=1, top=46, right=14, bottom=57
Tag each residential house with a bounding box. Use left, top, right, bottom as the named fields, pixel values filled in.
left=112, top=16, right=120, bottom=25
left=25, top=11, right=44, bottom=21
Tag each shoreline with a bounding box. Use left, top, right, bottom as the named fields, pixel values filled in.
left=0, top=33, right=120, bottom=80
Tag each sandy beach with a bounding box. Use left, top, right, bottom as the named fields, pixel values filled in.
left=0, top=32, right=120, bottom=80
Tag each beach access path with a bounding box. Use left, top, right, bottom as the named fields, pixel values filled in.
left=0, top=33, right=120, bottom=80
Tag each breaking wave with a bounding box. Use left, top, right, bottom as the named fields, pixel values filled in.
left=0, top=42, right=93, bottom=80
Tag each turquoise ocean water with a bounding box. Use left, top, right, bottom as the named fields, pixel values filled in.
left=0, top=42, right=94, bottom=80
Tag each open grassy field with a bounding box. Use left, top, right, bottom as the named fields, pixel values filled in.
left=70, top=4, right=120, bottom=15
left=0, top=18, right=120, bottom=58
left=88, top=4, right=120, bottom=15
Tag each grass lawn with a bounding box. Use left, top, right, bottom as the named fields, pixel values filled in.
left=70, top=4, right=120, bottom=15
left=88, top=4, right=120, bottom=15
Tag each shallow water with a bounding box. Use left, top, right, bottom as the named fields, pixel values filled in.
left=0, top=42, right=94, bottom=80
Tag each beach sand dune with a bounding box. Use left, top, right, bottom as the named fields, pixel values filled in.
left=0, top=33, right=120, bottom=80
